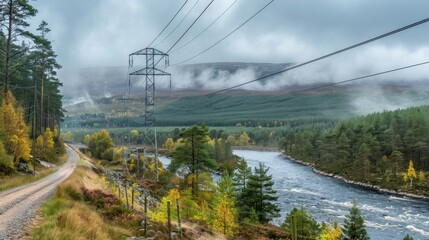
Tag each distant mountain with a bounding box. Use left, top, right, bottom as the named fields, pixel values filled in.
left=60, top=62, right=429, bottom=108
left=60, top=62, right=292, bottom=100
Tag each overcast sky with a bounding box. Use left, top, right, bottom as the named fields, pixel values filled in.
left=29, top=0, right=429, bottom=94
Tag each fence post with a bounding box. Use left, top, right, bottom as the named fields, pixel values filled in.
left=118, top=184, right=121, bottom=199
left=176, top=198, right=182, bottom=238
left=124, top=183, right=129, bottom=209
left=131, top=188, right=135, bottom=210
left=167, top=201, right=172, bottom=240
left=144, top=193, right=148, bottom=236
left=291, top=215, right=297, bottom=240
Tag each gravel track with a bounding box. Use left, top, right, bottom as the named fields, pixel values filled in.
left=0, top=145, right=78, bottom=240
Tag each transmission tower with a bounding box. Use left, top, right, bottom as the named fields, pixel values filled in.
left=129, top=48, right=170, bottom=181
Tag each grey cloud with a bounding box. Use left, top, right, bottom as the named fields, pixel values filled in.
left=28, top=0, right=429, bottom=96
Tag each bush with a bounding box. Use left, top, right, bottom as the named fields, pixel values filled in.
left=64, top=185, right=83, bottom=201
left=81, top=187, right=120, bottom=209
left=0, top=142, right=14, bottom=175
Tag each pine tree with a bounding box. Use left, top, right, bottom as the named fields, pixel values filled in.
left=0, top=0, right=37, bottom=92
left=233, top=157, right=252, bottom=218
left=342, top=200, right=369, bottom=240
left=418, top=171, right=426, bottom=183
left=390, top=150, right=404, bottom=177
left=403, top=234, right=414, bottom=240
left=233, top=157, right=252, bottom=191
left=30, top=21, right=62, bottom=132
left=336, top=132, right=350, bottom=166
left=356, top=143, right=371, bottom=178
left=169, top=124, right=216, bottom=197
left=242, top=163, right=280, bottom=223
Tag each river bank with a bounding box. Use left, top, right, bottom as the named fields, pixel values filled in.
left=233, top=146, right=279, bottom=152
left=283, top=153, right=429, bottom=201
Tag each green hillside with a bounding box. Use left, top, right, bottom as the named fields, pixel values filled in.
left=155, top=92, right=352, bottom=127
left=64, top=85, right=429, bottom=131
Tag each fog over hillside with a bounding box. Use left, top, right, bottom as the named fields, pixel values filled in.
left=61, top=62, right=429, bottom=104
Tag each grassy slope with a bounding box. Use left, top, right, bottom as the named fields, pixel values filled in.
left=155, top=91, right=352, bottom=126
left=64, top=84, right=429, bottom=131
left=31, top=167, right=133, bottom=240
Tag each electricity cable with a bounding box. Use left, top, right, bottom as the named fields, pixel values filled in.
left=279, top=60, right=429, bottom=102
left=147, top=0, right=189, bottom=48
left=157, top=60, right=429, bottom=112
left=166, top=0, right=215, bottom=54
left=206, top=16, right=429, bottom=96
left=172, top=0, right=274, bottom=65
left=154, top=0, right=201, bottom=48
left=170, top=0, right=240, bottom=53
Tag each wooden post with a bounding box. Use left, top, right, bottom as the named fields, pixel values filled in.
left=291, top=215, right=297, bottom=240
left=131, top=188, right=135, bottom=210
left=167, top=201, right=172, bottom=240
left=137, top=150, right=140, bottom=179
left=144, top=193, right=148, bottom=236
left=125, top=183, right=129, bottom=209
left=176, top=199, right=182, bottom=238
left=118, top=184, right=121, bottom=199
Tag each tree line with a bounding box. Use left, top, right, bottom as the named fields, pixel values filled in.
left=280, top=105, right=429, bottom=194
left=0, top=0, right=63, bottom=135
left=0, top=0, right=63, bottom=175
left=84, top=125, right=422, bottom=239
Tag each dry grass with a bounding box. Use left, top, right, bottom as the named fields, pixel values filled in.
left=31, top=167, right=133, bottom=240
left=0, top=167, right=55, bottom=192
left=57, top=153, right=69, bottom=166
left=0, top=152, right=69, bottom=192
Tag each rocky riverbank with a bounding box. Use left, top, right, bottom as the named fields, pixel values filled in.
left=233, top=146, right=279, bottom=152
left=283, top=154, right=429, bottom=201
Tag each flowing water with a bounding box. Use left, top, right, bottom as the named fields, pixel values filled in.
left=234, top=150, right=429, bottom=240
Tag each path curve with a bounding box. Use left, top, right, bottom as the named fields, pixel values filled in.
left=0, top=145, right=78, bottom=240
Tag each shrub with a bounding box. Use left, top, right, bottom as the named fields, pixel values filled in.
left=81, top=187, right=120, bottom=209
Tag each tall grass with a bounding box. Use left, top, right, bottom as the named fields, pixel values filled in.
left=0, top=152, right=69, bottom=192
left=31, top=167, right=133, bottom=240
left=0, top=168, right=54, bottom=192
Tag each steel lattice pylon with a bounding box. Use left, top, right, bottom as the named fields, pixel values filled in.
left=129, top=48, right=170, bottom=181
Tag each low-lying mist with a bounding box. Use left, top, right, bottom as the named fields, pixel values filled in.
left=61, top=61, right=429, bottom=117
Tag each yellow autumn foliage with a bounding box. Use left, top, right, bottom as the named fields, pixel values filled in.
left=320, top=222, right=342, bottom=240
left=149, top=189, right=181, bottom=223
left=212, top=195, right=237, bottom=236
left=0, top=91, right=31, bottom=164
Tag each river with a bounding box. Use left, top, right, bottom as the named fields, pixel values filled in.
left=234, top=150, right=429, bottom=240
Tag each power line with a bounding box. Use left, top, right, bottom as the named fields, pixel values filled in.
left=154, top=0, right=201, bottom=48
left=206, top=16, right=429, bottom=96
left=158, top=60, right=429, bottom=112
left=147, top=0, right=189, bottom=48
left=166, top=0, right=215, bottom=54
left=280, top=60, right=429, bottom=101
left=170, top=0, right=240, bottom=53
left=172, top=0, right=274, bottom=65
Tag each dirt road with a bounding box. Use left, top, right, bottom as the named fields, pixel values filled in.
left=0, top=145, right=78, bottom=240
